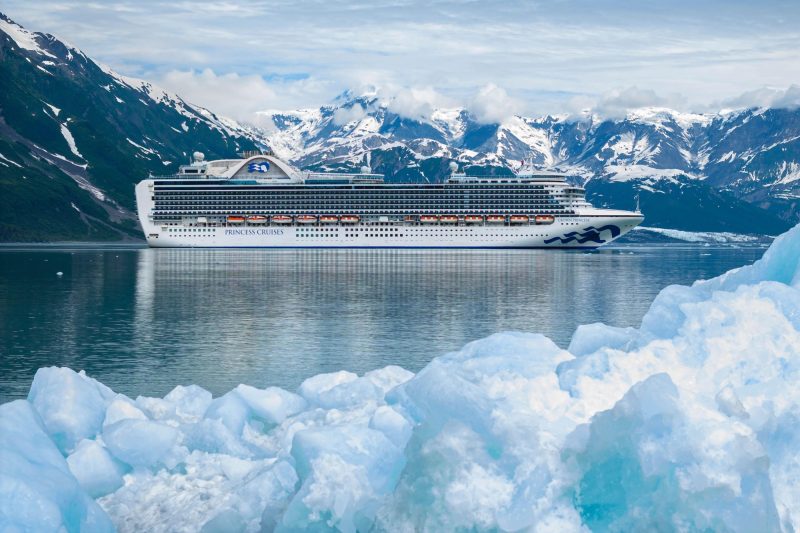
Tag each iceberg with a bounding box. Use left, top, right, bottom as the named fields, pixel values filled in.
left=0, top=222, right=799, bottom=532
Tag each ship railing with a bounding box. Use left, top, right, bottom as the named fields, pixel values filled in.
left=148, top=174, right=216, bottom=180
left=305, top=172, right=385, bottom=181
left=447, top=174, right=566, bottom=183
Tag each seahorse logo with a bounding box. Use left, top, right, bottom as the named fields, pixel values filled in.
left=543, top=225, right=621, bottom=245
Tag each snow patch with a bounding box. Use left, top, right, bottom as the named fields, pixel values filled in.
left=633, top=226, right=762, bottom=243
left=126, top=138, right=156, bottom=156
left=60, top=124, right=83, bottom=159
left=0, top=152, right=23, bottom=168
left=43, top=102, right=61, bottom=117
left=604, top=164, right=698, bottom=182
left=0, top=17, right=57, bottom=58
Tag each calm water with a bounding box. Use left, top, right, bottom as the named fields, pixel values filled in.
left=0, top=244, right=767, bottom=403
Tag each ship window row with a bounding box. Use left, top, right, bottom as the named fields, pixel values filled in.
left=154, top=185, right=556, bottom=192
left=155, top=193, right=564, bottom=201
left=154, top=205, right=564, bottom=211
left=155, top=198, right=566, bottom=207
left=153, top=198, right=566, bottom=205
left=152, top=208, right=570, bottom=217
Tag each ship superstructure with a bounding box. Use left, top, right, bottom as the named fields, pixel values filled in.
left=135, top=151, right=643, bottom=248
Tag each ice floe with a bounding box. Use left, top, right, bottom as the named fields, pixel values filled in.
left=1, top=223, right=799, bottom=532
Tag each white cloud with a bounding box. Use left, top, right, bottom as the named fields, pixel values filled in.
left=469, top=84, right=522, bottom=124
left=717, top=85, right=800, bottom=111
left=568, top=87, right=689, bottom=120
left=380, top=86, right=454, bottom=121
left=156, top=69, right=333, bottom=122
left=6, top=1, right=798, bottom=116
left=332, top=103, right=367, bottom=125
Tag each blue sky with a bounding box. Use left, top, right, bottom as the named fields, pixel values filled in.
left=4, top=0, right=799, bottom=121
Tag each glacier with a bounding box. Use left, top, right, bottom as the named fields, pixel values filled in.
left=1, top=223, right=800, bottom=532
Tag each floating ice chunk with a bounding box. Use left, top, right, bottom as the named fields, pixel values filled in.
left=706, top=221, right=800, bottom=290
left=0, top=400, right=114, bottom=532
left=363, top=365, right=414, bottom=394
left=135, top=394, right=178, bottom=421
left=565, top=374, right=781, bottom=531
left=103, top=419, right=180, bottom=468
left=283, top=426, right=405, bottom=531
left=27, top=367, right=115, bottom=453
left=103, top=395, right=147, bottom=427
left=556, top=350, right=609, bottom=396
left=233, top=384, right=306, bottom=424
left=369, top=406, right=413, bottom=449
left=204, top=391, right=250, bottom=435
left=164, top=384, right=213, bottom=420
left=568, top=322, right=636, bottom=356
left=316, top=377, right=382, bottom=409
left=715, top=385, right=749, bottom=420
left=298, top=370, right=358, bottom=405
left=184, top=418, right=253, bottom=457
left=200, top=508, right=245, bottom=533
left=67, top=439, right=127, bottom=498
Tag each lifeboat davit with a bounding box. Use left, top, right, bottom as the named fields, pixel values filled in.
left=248, top=215, right=267, bottom=224
left=535, top=215, right=555, bottom=225
left=440, top=215, right=458, bottom=224
left=465, top=215, right=484, bottom=223
left=340, top=215, right=360, bottom=224
left=297, top=215, right=317, bottom=224
left=227, top=215, right=245, bottom=223
left=510, top=215, right=529, bottom=224
left=420, top=215, right=439, bottom=223
left=486, top=215, right=505, bottom=224
left=272, top=215, right=292, bottom=224
left=319, top=216, right=338, bottom=224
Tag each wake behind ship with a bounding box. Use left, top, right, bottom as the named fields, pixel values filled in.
left=135, top=151, right=643, bottom=248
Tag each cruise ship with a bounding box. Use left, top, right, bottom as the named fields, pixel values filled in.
left=135, top=151, right=643, bottom=248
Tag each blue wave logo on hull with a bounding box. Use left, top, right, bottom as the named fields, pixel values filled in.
left=248, top=161, right=270, bottom=173
left=544, top=225, right=621, bottom=245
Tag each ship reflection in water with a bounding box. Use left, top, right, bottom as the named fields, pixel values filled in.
left=0, top=245, right=766, bottom=401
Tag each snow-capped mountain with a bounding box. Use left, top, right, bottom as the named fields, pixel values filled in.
left=1, top=11, right=796, bottom=240
left=260, top=96, right=799, bottom=234
left=0, top=13, right=264, bottom=241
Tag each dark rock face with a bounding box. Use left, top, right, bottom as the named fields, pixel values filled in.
left=0, top=13, right=263, bottom=241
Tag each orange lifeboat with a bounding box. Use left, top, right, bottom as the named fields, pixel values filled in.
left=297, top=215, right=317, bottom=224
left=486, top=215, right=505, bottom=224
left=535, top=215, right=555, bottom=225
left=248, top=215, right=267, bottom=224
left=227, top=215, right=245, bottom=223
left=465, top=215, right=484, bottom=223
left=319, top=215, right=338, bottom=224
left=272, top=215, right=292, bottom=224
left=340, top=215, right=360, bottom=224
left=510, top=215, right=529, bottom=224
left=420, top=215, right=439, bottom=223
left=440, top=215, right=458, bottom=224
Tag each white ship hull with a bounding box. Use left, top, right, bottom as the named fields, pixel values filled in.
left=135, top=155, right=644, bottom=249
left=140, top=217, right=642, bottom=249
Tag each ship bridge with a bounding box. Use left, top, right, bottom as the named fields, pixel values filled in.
left=162, top=152, right=384, bottom=184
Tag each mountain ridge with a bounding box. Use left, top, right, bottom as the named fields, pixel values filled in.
left=0, top=12, right=796, bottom=240
left=257, top=95, right=799, bottom=233
left=0, top=13, right=264, bottom=241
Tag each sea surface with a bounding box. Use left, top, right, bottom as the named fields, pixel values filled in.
left=0, top=243, right=768, bottom=403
